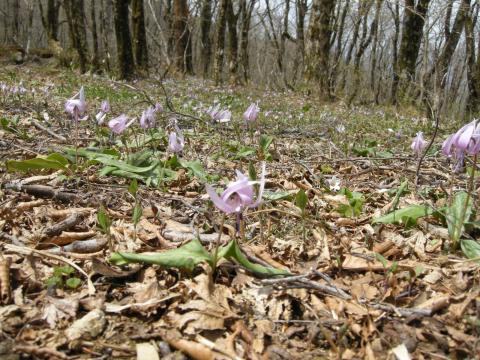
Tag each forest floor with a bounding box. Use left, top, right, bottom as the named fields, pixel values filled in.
left=0, top=57, right=479, bottom=360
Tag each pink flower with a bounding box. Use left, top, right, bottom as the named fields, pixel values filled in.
left=206, top=163, right=266, bottom=214
left=243, top=102, right=260, bottom=123
left=96, top=100, right=110, bottom=125
left=108, top=114, right=134, bottom=134
left=206, top=104, right=231, bottom=123
left=168, top=126, right=184, bottom=153
left=411, top=132, right=427, bottom=156
left=451, top=120, right=477, bottom=152
left=65, top=86, right=87, bottom=121
left=140, top=106, right=156, bottom=129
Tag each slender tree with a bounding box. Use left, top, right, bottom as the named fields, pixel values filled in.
left=132, top=0, right=148, bottom=70
left=39, top=0, right=60, bottom=42
left=64, top=0, right=89, bottom=73
left=213, top=0, right=228, bottom=83
left=113, top=0, right=135, bottom=79
left=465, top=1, right=480, bottom=112
left=304, top=0, right=336, bottom=99
left=90, top=0, right=100, bottom=71
left=200, top=0, right=213, bottom=76
left=238, top=0, right=256, bottom=83
left=173, top=0, right=193, bottom=73
left=391, top=0, right=431, bottom=102
left=226, top=0, right=239, bottom=84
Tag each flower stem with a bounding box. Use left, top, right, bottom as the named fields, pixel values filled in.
left=453, top=154, right=477, bottom=250
left=211, top=214, right=226, bottom=271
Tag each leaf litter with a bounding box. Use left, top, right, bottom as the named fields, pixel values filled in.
left=0, top=62, right=479, bottom=359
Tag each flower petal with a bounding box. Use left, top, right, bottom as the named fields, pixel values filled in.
left=206, top=185, right=236, bottom=214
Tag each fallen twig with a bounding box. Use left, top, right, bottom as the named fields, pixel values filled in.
left=31, top=119, right=67, bottom=142
left=2, top=242, right=95, bottom=295
left=3, top=183, right=80, bottom=203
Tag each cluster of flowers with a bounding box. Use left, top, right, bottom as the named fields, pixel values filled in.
left=64, top=87, right=184, bottom=154
left=411, top=119, right=480, bottom=171
left=206, top=102, right=260, bottom=125
left=1, top=82, right=53, bottom=99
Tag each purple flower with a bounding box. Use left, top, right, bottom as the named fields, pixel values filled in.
left=108, top=114, right=133, bottom=134
left=154, top=103, right=163, bottom=112
left=206, top=104, right=231, bottom=123
left=451, top=120, right=476, bottom=152
left=65, top=86, right=87, bottom=121
left=206, top=163, right=266, bottom=214
left=168, top=126, right=184, bottom=153
left=96, top=100, right=110, bottom=125
left=411, top=132, right=427, bottom=156
left=140, top=106, right=156, bottom=129
left=441, top=134, right=455, bottom=157
left=243, top=102, right=260, bottom=123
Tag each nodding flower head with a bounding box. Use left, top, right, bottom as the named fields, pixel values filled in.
left=450, top=120, right=480, bottom=156
left=65, top=86, right=87, bottom=120
left=411, top=132, right=427, bottom=156
left=243, top=102, right=260, bottom=123
left=206, top=163, right=266, bottom=214
left=168, top=126, right=185, bottom=153
left=108, top=114, right=134, bottom=134
left=96, top=100, right=110, bottom=125
left=140, top=106, right=156, bottom=129
left=206, top=104, right=231, bottom=123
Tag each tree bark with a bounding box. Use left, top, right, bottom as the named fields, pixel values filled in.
left=39, top=0, right=60, bottom=42
left=392, top=0, right=431, bottom=102
left=465, top=1, right=479, bottom=112
left=90, top=0, right=100, bottom=71
left=113, top=0, right=135, bottom=79
left=226, top=0, right=239, bottom=84
left=64, top=0, right=89, bottom=73
left=132, top=0, right=148, bottom=70
left=304, top=0, right=336, bottom=99
left=173, top=0, right=193, bottom=74
left=213, top=0, right=228, bottom=84
left=238, top=0, right=255, bottom=83
left=200, top=0, right=213, bottom=76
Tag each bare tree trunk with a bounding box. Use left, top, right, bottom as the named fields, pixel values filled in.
left=132, top=0, right=148, bottom=70
left=90, top=0, right=100, bottom=71
left=347, top=0, right=381, bottom=105
left=39, top=0, right=60, bottom=42
left=65, top=0, right=89, bottom=73
left=200, top=0, right=213, bottom=76
left=226, top=0, right=239, bottom=84
left=330, top=0, right=350, bottom=93
left=392, top=0, right=431, bottom=102
left=173, top=0, right=193, bottom=74
left=238, top=0, right=255, bottom=83
left=388, top=0, right=400, bottom=103
left=113, top=0, right=135, bottom=79
left=213, top=0, right=228, bottom=84
left=293, top=0, right=307, bottom=79
left=304, top=0, right=336, bottom=99
left=465, top=1, right=480, bottom=112
left=425, top=0, right=469, bottom=91
left=100, top=0, right=111, bottom=72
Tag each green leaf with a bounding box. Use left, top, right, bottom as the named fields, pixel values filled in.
left=259, top=135, right=273, bottom=152
left=461, top=240, right=480, bottom=262
left=248, top=162, right=257, bottom=181
left=109, top=238, right=212, bottom=271
left=94, top=156, right=159, bottom=174
left=65, top=277, right=81, bottom=289
left=97, top=207, right=111, bottom=234
left=263, top=190, right=292, bottom=201
left=128, top=179, right=138, bottom=197
left=295, top=189, right=308, bottom=213
left=374, top=253, right=388, bottom=268
left=372, top=205, right=434, bottom=225
left=446, top=191, right=472, bottom=243
left=132, top=203, right=143, bottom=226
left=179, top=159, right=208, bottom=181
left=46, top=275, right=62, bottom=288
left=235, top=147, right=256, bottom=159
left=7, top=153, right=69, bottom=172
left=53, top=265, right=74, bottom=277
left=390, top=179, right=408, bottom=211
left=217, top=240, right=290, bottom=276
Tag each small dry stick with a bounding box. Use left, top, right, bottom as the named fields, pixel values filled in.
left=2, top=243, right=95, bottom=295
left=0, top=254, right=11, bottom=304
